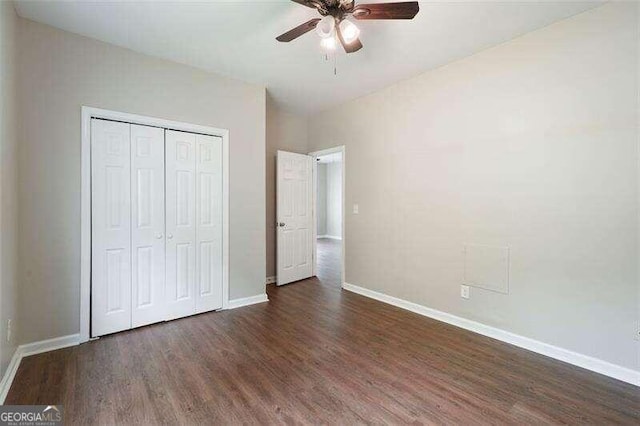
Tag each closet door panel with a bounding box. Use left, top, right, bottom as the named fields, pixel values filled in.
left=165, top=130, right=197, bottom=320
left=91, top=119, right=132, bottom=336
left=195, top=135, right=223, bottom=313
left=131, top=124, right=166, bottom=327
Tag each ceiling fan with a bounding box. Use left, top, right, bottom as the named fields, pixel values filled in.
left=276, top=0, right=419, bottom=53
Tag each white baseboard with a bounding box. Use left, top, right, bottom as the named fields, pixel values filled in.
left=20, top=334, right=80, bottom=357
left=0, top=333, right=80, bottom=403
left=0, top=347, right=22, bottom=404
left=317, top=235, right=342, bottom=240
left=226, top=294, right=269, bottom=310
left=266, top=276, right=277, bottom=285
left=342, top=282, right=639, bottom=387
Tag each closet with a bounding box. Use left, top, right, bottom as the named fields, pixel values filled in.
left=91, top=119, right=223, bottom=337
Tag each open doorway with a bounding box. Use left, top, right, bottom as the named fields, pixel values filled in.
left=311, top=147, right=345, bottom=288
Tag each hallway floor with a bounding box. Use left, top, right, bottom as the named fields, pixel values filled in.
left=316, top=237, right=341, bottom=287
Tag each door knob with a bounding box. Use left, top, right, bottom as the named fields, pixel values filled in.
left=278, top=222, right=285, bottom=227
left=155, top=233, right=163, bottom=239
left=167, top=234, right=173, bottom=239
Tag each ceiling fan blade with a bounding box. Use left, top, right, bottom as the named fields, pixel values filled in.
left=276, top=18, right=321, bottom=42
left=336, top=24, right=363, bottom=54
left=352, top=2, right=419, bottom=20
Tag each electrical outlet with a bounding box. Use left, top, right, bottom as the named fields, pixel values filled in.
left=7, top=319, right=12, bottom=343
left=353, top=204, right=359, bottom=214
left=460, top=285, right=470, bottom=299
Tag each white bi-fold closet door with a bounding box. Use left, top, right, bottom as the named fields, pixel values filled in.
left=91, top=119, right=223, bottom=337
left=165, top=130, right=223, bottom=320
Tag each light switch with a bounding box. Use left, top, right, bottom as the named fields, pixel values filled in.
left=353, top=204, right=359, bottom=214
left=460, top=285, right=470, bottom=299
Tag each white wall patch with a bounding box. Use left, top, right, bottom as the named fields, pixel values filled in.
left=463, top=244, right=509, bottom=294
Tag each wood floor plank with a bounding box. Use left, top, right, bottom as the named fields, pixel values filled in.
left=6, top=239, right=639, bottom=424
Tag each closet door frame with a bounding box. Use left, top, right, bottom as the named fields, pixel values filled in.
left=80, top=106, right=229, bottom=343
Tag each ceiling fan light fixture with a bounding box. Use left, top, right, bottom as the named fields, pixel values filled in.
left=316, top=15, right=336, bottom=38
left=339, top=19, right=360, bottom=44
left=320, top=35, right=337, bottom=50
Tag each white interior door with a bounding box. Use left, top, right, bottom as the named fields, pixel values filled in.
left=165, top=130, right=197, bottom=320
left=130, top=124, right=166, bottom=328
left=195, top=134, right=223, bottom=313
left=277, top=151, right=313, bottom=285
left=91, top=119, right=132, bottom=336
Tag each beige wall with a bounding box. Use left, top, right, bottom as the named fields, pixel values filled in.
left=0, top=1, right=19, bottom=376
left=265, top=99, right=308, bottom=278
left=17, top=18, right=266, bottom=344
left=308, top=3, right=639, bottom=371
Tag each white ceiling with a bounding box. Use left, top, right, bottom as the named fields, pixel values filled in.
left=14, top=0, right=602, bottom=114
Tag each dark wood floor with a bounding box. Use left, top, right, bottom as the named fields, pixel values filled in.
left=7, top=238, right=639, bottom=424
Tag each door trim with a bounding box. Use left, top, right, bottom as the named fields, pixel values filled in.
left=80, top=106, right=230, bottom=343
left=308, top=145, right=346, bottom=286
